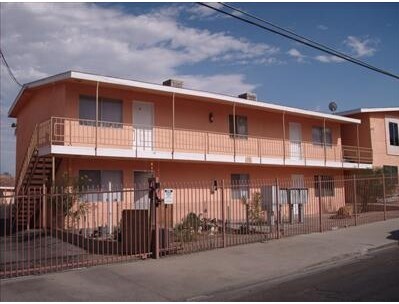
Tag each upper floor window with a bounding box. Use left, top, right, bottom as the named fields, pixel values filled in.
left=231, top=173, right=250, bottom=200
left=229, top=115, right=248, bottom=139
left=314, top=175, right=335, bottom=197
left=389, top=122, right=399, bottom=146
left=312, top=127, right=332, bottom=147
left=79, top=95, right=122, bottom=127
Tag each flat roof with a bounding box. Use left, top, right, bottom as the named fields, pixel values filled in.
left=338, top=107, right=399, bottom=116
left=8, top=70, right=361, bottom=124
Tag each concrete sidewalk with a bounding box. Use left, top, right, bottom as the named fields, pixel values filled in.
left=1, top=219, right=398, bottom=301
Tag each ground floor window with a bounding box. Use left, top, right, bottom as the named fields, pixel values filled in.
left=314, top=175, right=335, bottom=197
left=79, top=170, right=123, bottom=202
left=231, top=174, right=250, bottom=200
left=383, top=165, right=398, bottom=185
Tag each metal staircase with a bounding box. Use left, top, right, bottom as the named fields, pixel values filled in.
left=14, top=125, right=53, bottom=230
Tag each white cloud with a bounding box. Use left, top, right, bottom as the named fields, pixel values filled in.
left=344, top=36, right=377, bottom=58
left=0, top=3, right=282, bottom=173
left=314, top=55, right=345, bottom=63
left=317, top=25, right=328, bottom=31
left=287, top=48, right=306, bottom=63
left=179, top=74, right=258, bottom=95
left=185, top=3, right=243, bottom=20
left=1, top=3, right=279, bottom=84
left=185, top=3, right=224, bottom=19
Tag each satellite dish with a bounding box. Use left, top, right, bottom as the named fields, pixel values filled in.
left=329, top=101, right=338, bottom=114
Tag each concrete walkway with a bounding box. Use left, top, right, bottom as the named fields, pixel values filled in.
left=1, top=219, right=398, bottom=301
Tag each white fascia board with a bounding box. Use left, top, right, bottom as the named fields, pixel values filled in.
left=338, top=107, right=399, bottom=116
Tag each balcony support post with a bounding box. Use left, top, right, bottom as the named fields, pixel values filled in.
left=172, top=93, right=175, bottom=158
left=52, top=156, right=55, bottom=186
left=356, top=124, right=360, bottom=168
left=233, top=103, right=236, bottom=162
left=95, top=81, right=99, bottom=156
left=323, top=118, right=327, bottom=166
left=282, top=112, right=286, bottom=164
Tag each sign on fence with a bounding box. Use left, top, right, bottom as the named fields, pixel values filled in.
left=164, top=189, right=174, bottom=204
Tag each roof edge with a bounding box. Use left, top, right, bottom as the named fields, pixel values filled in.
left=8, top=71, right=72, bottom=117
left=9, top=70, right=360, bottom=124
left=338, top=107, right=399, bottom=116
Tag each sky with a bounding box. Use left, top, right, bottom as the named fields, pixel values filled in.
left=1, top=2, right=398, bottom=175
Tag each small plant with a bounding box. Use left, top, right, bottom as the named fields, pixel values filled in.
left=355, top=168, right=397, bottom=212
left=241, top=192, right=264, bottom=228
left=174, top=212, right=220, bottom=242
left=51, top=173, right=92, bottom=229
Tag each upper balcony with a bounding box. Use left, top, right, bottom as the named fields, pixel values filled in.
left=35, top=117, right=373, bottom=169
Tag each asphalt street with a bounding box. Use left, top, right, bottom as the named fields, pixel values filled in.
left=213, top=245, right=399, bottom=301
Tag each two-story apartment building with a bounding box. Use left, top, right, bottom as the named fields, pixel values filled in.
left=340, top=107, right=399, bottom=177
left=8, top=71, right=373, bottom=229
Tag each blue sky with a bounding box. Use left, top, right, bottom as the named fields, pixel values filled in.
left=1, top=2, right=398, bottom=174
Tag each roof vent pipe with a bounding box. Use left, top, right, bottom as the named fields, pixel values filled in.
left=238, top=92, right=257, bottom=101
left=162, top=79, right=183, bottom=88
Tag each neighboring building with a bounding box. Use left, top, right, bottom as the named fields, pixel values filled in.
left=339, top=107, right=399, bottom=176
left=8, top=71, right=373, bottom=229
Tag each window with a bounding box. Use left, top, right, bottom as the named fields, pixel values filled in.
left=314, top=175, right=335, bottom=197
left=389, top=122, right=399, bottom=146
left=229, top=115, right=248, bottom=138
left=231, top=174, right=249, bottom=200
left=383, top=166, right=398, bottom=185
left=79, top=170, right=123, bottom=202
left=79, top=95, right=123, bottom=127
left=312, top=127, right=332, bottom=146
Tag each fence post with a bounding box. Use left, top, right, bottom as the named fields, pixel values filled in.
left=221, top=180, right=226, bottom=248
left=42, top=184, right=47, bottom=229
left=353, top=174, right=357, bottom=226
left=275, top=178, right=280, bottom=239
left=149, top=178, right=160, bottom=259
left=382, top=173, right=387, bottom=221
left=317, top=175, right=323, bottom=233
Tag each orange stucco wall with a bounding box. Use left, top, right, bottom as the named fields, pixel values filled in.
left=53, top=157, right=346, bottom=230
left=15, top=81, right=348, bottom=180
left=341, top=111, right=399, bottom=168
left=15, top=83, right=66, bottom=175
left=369, top=112, right=399, bottom=167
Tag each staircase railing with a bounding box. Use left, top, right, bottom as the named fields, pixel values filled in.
left=15, top=124, right=39, bottom=194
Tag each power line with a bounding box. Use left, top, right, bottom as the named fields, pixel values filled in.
left=0, top=49, right=22, bottom=87
left=197, top=2, right=399, bottom=80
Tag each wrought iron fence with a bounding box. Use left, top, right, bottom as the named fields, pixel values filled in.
left=1, top=174, right=398, bottom=279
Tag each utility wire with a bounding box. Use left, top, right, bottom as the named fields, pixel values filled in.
left=219, top=2, right=383, bottom=70
left=0, top=49, right=22, bottom=87
left=197, top=2, right=399, bottom=80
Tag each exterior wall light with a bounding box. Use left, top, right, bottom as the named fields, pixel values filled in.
left=209, top=112, right=214, bottom=123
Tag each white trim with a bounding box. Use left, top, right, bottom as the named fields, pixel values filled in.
left=51, top=145, right=95, bottom=156
left=205, top=154, right=235, bottom=163
left=343, top=162, right=360, bottom=169
left=338, top=107, right=399, bottom=116
left=136, top=150, right=172, bottom=159
left=9, top=70, right=360, bottom=124
left=261, top=157, right=284, bottom=165
left=97, top=148, right=135, bottom=157
left=173, top=152, right=205, bottom=161
left=47, top=144, right=374, bottom=169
